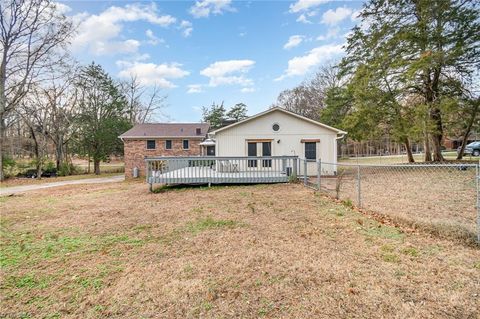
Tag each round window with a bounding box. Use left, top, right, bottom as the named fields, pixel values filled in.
left=272, top=123, right=280, bottom=132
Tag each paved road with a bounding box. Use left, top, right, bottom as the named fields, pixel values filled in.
left=0, top=175, right=125, bottom=196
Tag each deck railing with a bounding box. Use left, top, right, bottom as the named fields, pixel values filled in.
left=145, top=156, right=299, bottom=186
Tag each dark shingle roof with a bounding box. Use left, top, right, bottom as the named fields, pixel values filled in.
left=119, top=123, right=210, bottom=138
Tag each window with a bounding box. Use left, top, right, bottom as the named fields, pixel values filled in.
left=183, top=139, right=189, bottom=150
left=272, top=123, right=280, bottom=132
left=146, top=140, right=156, bottom=150
left=196, top=128, right=202, bottom=135
left=262, top=142, right=272, bottom=167
left=305, top=142, right=316, bottom=160
left=165, top=140, right=172, bottom=150
left=247, top=142, right=257, bottom=167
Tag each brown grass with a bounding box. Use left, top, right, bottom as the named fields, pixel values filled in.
left=318, top=166, right=478, bottom=243
left=1, top=182, right=479, bottom=318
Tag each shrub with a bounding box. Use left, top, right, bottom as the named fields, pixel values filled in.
left=58, top=163, right=82, bottom=176
left=2, top=156, right=17, bottom=178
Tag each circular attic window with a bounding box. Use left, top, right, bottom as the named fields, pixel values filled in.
left=272, top=123, right=280, bottom=132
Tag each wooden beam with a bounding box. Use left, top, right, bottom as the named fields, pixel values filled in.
left=300, top=139, right=320, bottom=143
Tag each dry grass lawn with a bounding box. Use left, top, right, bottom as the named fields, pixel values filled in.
left=1, top=181, right=479, bottom=318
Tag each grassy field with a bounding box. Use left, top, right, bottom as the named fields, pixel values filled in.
left=1, top=182, right=479, bottom=318
left=317, top=165, right=478, bottom=243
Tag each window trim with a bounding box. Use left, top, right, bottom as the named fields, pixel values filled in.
left=165, top=140, right=172, bottom=150
left=146, top=139, right=156, bottom=150
left=182, top=139, right=190, bottom=150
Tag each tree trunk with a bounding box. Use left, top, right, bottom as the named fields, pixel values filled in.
left=456, top=100, right=479, bottom=160
left=0, top=116, right=4, bottom=181
left=404, top=138, right=415, bottom=163
left=94, top=159, right=100, bottom=175
left=430, top=107, right=444, bottom=161
left=55, top=135, right=64, bottom=170
left=424, top=129, right=432, bottom=162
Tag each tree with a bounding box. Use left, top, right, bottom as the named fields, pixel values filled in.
left=342, top=0, right=480, bottom=161
left=0, top=0, right=74, bottom=180
left=226, top=103, right=248, bottom=121
left=273, top=64, right=341, bottom=120
left=121, top=75, right=168, bottom=124
left=74, top=63, right=131, bottom=175
left=201, top=102, right=226, bottom=129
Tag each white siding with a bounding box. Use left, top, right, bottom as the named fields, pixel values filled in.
left=214, top=109, right=339, bottom=175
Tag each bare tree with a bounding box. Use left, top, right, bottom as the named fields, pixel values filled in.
left=273, top=63, right=341, bottom=120
left=0, top=0, right=74, bottom=180
left=121, top=75, right=167, bottom=124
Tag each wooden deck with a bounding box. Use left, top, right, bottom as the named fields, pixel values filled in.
left=145, top=156, right=298, bottom=187
left=148, top=166, right=290, bottom=184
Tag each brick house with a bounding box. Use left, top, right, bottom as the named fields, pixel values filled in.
left=119, top=123, right=210, bottom=178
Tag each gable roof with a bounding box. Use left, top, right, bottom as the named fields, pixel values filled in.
left=211, top=107, right=347, bottom=135
left=119, top=123, right=210, bottom=139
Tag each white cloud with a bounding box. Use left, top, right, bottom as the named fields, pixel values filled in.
left=316, top=27, right=339, bottom=41
left=117, top=61, right=190, bottom=88
left=200, top=60, right=255, bottom=87
left=240, top=87, right=255, bottom=93
left=145, top=29, right=165, bottom=46
left=72, top=3, right=176, bottom=56
left=180, top=20, right=193, bottom=37
left=289, top=0, right=329, bottom=13
left=275, top=44, right=343, bottom=80
left=321, top=7, right=353, bottom=26
left=283, top=35, right=304, bottom=50
left=187, top=84, right=203, bottom=94
left=53, top=2, right=72, bottom=14
left=189, top=0, right=235, bottom=18
left=296, top=14, right=312, bottom=24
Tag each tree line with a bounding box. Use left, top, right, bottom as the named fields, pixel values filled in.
left=273, top=0, right=479, bottom=162
left=0, top=0, right=166, bottom=180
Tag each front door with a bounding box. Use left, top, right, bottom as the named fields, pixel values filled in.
left=247, top=142, right=257, bottom=167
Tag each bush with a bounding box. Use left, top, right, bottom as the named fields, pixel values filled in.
left=44, top=161, right=56, bottom=173
left=58, top=163, right=82, bottom=176
left=2, top=156, right=17, bottom=178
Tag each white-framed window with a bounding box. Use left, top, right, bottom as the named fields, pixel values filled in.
left=165, top=140, right=172, bottom=150
left=183, top=139, right=189, bottom=150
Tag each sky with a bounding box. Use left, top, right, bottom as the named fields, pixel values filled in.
left=61, top=0, right=364, bottom=122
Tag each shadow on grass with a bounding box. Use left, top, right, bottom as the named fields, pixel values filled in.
left=151, top=183, right=270, bottom=194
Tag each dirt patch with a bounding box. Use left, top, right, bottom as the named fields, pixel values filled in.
left=1, top=182, right=479, bottom=318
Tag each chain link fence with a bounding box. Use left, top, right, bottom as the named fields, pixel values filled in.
left=300, top=159, right=480, bottom=244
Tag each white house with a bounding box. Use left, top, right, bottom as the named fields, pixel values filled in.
left=210, top=107, right=346, bottom=175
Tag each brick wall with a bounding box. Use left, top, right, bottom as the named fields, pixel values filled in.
left=123, top=138, right=203, bottom=178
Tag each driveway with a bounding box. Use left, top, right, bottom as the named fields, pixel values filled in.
left=0, top=175, right=125, bottom=196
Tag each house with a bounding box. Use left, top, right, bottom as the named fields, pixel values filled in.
left=210, top=107, right=346, bottom=175
left=119, top=123, right=210, bottom=178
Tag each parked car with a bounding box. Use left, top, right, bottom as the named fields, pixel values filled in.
left=457, top=141, right=480, bottom=156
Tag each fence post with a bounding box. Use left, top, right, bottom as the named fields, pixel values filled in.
left=303, top=159, right=308, bottom=186
left=357, top=164, right=361, bottom=208
left=317, top=159, right=321, bottom=191
left=477, top=160, right=479, bottom=243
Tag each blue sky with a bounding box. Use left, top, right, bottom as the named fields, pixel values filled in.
left=62, top=0, right=364, bottom=122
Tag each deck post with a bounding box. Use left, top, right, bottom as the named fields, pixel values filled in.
left=292, top=157, right=298, bottom=181
left=303, top=159, right=307, bottom=186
